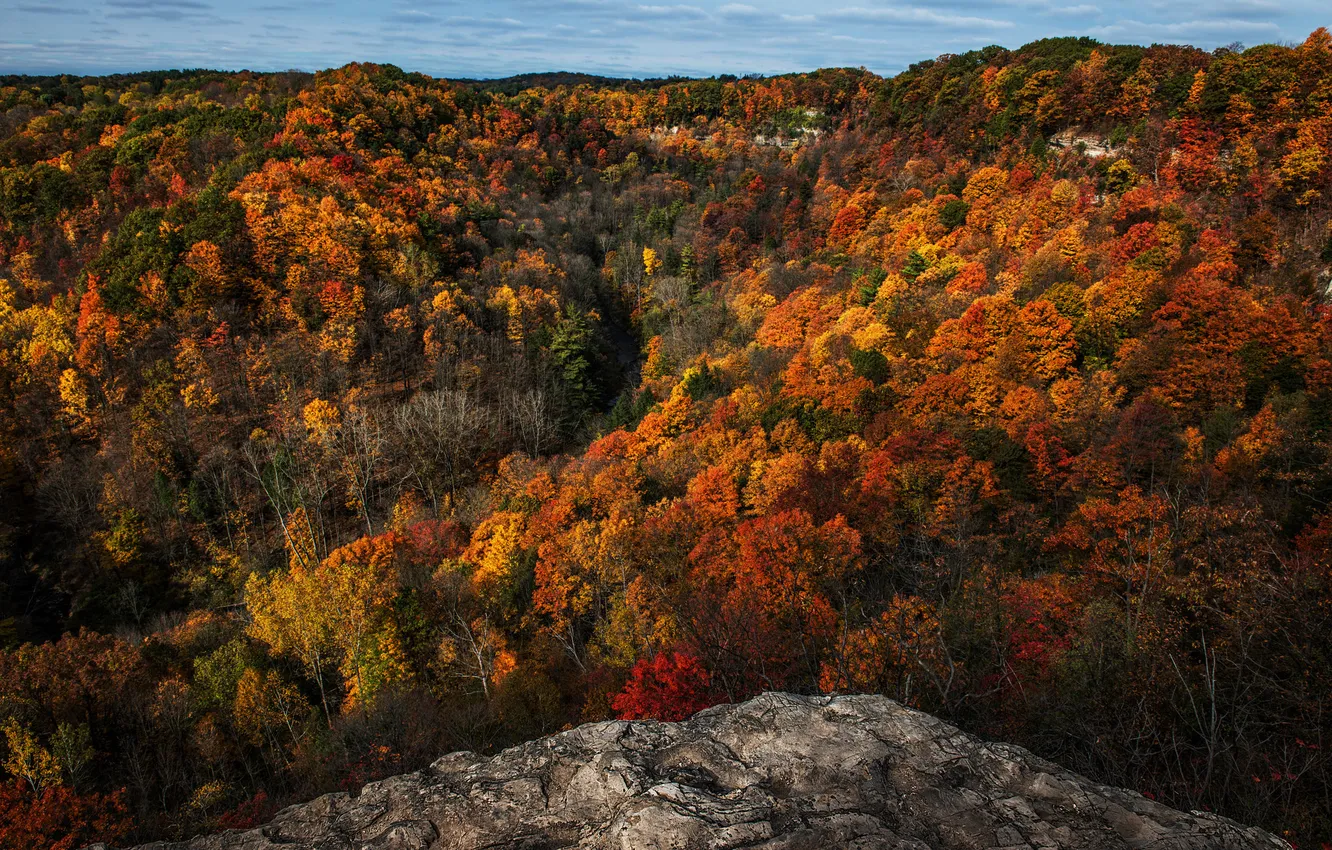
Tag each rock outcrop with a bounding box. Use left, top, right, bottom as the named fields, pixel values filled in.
left=121, top=692, right=1288, bottom=850
left=1048, top=128, right=1120, bottom=159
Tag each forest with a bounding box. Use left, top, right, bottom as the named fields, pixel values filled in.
left=2, top=30, right=1332, bottom=847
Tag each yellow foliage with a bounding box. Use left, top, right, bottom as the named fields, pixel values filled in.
left=633, top=381, right=692, bottom=457
left=389, top=489, right=428, bottom=531
left=282, top=506, right=319, bottom=571
left=871, top=273, right=909, bottom=315
left=1280, top=120, right=1327, bottom=200
left=184, top=780, right=230, bottom=815
left=247, top=533, right=406, bottom=714
left=175, top=339, right=217, bottom=412
left=235, top=668, right=308, bottom=747
left=183, top=240, right=229, bottom=310
left=819, top=595, right=950, bottom=706
left=58, top=368, right=93, bottom=431
left=466, top=511, right=526, bottom=604
left=962, top=166, right=1008, bottom=207
left=642, top=246, right=662, bottom=277
left=642, top=335, right=673, bottom=380
left=852, top=322, right=894, bottom=357
left=1217, top=405, right=1284, bottom=475
left=303, top=398, right=341, bottom=444
left=2, top=718, right=63, bottom=792
left=592, top=576, right=675, bottom=667
left=1050, top=180, right=1080, bottom=218
left=915, top=252, right=964, bottom=288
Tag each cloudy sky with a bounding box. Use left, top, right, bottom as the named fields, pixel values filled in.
left=0, top=0, right=1326, bottom=79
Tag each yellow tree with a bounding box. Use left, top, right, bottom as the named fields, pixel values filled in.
left=1, top=719, right=63, bottom=793
left=642, top=247, right=662, bottom=277
left=319, top=534, right=406, bottom=708
left=245, top=565, right=337, bottom=724
left=234, top=668, right=309, bottom=751
left=247, top=533, right=406, bottom=718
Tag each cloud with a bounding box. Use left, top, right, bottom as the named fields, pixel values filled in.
left=630, top=4, right=709, bottom=20
left=1, top=0, right=1327, bottom=79
left=251, top=1, right=334, bottom=10
left=386, top=9, right=438, bottom=23
left=1209, top=0, right=1282, bottom=13
left=441, top=15, right=528, bottom=32
left=104, top=0, right=216, bottom=19
left=107, top=0, right=211, bottom=9
left=825, top=6, right=1014, bottom=29
left=13, top=4, right=88, bottom=14
left=1086, top=16, right=1281, bottom=42
left=1050, top=4, right=1101, bottom=16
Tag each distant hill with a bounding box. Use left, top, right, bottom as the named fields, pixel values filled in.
left=456, top=71, right=703, bottom=94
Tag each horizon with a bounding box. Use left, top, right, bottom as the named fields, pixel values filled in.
left=1, top=0, right=1327, bottom=79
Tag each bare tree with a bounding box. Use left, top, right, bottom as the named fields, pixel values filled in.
left=339, top=406, right=385, bottom=535
left=503, top=387, right=557, bottom=457
left=243, top=426, right=332, bottom=570
left=392, top=390, right=494, bottom=513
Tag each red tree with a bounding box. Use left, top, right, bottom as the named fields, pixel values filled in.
left=612, top=651, right=715, bottom=722
left=0, top=781, right=132, bottom=850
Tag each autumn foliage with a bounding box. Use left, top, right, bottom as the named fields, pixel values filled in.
left=0, top=781, right=131, bottom=850
left=3, top=31, right=1332, bottom=846
left=612, top=651, right=714, bottom=722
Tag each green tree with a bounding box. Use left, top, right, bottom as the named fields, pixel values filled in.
left=551, top=305, right=599, bottom=419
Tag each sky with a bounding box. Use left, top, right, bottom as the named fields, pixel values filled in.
left=0, top=0, right=1326, bottom=80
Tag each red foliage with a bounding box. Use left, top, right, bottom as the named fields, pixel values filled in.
left=217, top=790, right=276, bottom=830
left=339, top=745, right=403, bottom=793
left=828, top=204, right=866, bottom=243
left=405, top=519, right=466, bottom=565
left=0, top=781, right=132, bottom=850
left=612, top=651, right=715, bottom=722
left=1002, top=577, right=1075, bottom=673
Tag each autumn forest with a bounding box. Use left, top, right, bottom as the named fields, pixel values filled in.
left=3, top=30, right=1332, bottom=847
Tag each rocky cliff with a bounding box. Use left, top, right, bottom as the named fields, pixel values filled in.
left=118, top=693, right=1288, bottom=850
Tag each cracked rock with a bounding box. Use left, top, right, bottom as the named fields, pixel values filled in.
left=116, top=693, right=1289, bottom=850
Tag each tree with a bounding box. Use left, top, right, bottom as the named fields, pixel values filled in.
left=393, top=390, right=493, bottom=509
left=642, top=247, right=662, bottom=278
left=246, top=533, right=406, bottom=717
left=550, top=305, right=599, bottom=420
left=688, top=510, right=861, bottom=696
left=820, top=595, right=955, bottom=710
left=503, top=387, right=557, bottom=457
left=0, top=781, right=131, bottom=850
left=234, top=668, right=309, bottom=750
left=1054, top=486, right=1172, bottom=639
left=318, top=534, right=408, bottom=707
left=612, top=651, right=714, bottom=721
left=246, top=565, right=338, bottom=725
left=1, top=719, right=61, bottom=793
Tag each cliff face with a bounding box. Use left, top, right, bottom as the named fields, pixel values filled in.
left=121, top=693, right=1287, bottom=850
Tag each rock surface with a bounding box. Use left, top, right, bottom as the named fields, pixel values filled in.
left=121, top=692, right=1288, bottom=850
left=1048, top=128, right=1120, bottom=159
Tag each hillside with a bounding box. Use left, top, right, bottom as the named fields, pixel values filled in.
left=2, top=31, right=1332, bottom=847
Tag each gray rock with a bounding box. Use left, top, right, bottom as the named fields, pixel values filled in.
left=124, top=693, right=1289, bottom=850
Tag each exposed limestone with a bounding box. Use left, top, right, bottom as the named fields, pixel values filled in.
left=115, top=692, right=1289, bottom=850
left=1048, top=128, right=1120, bottom=159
